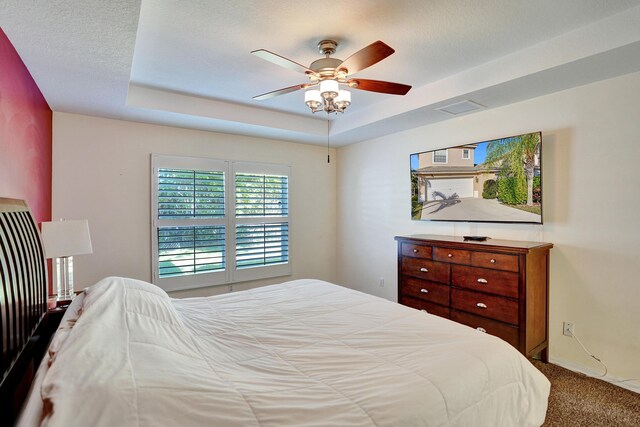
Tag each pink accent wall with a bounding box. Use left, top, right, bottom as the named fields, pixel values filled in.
left=0, top=28, right=52, bottom=225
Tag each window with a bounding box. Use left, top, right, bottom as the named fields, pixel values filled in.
left=151, top=155, right=290, bottom=291
left=462, top=149, right=470, bottom=159
left=233, top=163, right=290, bottom=283
left=433, top=149, right=448, bottom=164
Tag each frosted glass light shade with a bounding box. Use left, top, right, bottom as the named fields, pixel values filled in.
left=41, top=219, right=93, bottom=259
left=335, top=90, right=351, bottom=104
left=319, top=80, right=339, bottom=97
left=304, top=89, right=322, bottom=104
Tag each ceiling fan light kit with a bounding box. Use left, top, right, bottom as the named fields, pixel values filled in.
left=252, top=39, right=411, bottom=115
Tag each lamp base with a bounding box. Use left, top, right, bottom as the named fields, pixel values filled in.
left=55, top=256, right=75, bottom=301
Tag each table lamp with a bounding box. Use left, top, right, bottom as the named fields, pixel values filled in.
left=41, top=219, right=93, bottom=301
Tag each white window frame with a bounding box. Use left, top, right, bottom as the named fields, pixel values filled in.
left=462, top=149, right=470, bottom=159
left=151, top=154, right=291, bottom=292
left=432, top=149, right=448, bottom=164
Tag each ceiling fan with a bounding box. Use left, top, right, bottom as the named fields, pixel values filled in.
left=251, top=39, right=412, bottom=114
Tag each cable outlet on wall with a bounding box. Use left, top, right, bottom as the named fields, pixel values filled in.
left=379, top=277, right=385, bottom=287
left=563, top=321, right=574, bottom=337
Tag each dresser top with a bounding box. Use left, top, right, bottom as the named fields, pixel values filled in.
left=395, top=234, right=553, bottom=252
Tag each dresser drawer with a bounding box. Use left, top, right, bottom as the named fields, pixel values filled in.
left=401, top=257, right=450, bottom=284
left=401, top=243, right=432, bottom=259
left=451, top=265, right=519, bottom=299
left=451, top=288, right=518, bottom=325
left=471, top=252, right=519, bottom=272
left=400, top=296, right=450, bottom=319
left=433, top=247, right=471, bottom=265
left=451, top=310, right=519, bottom=348
left=402, top=277, right=450, bottom=306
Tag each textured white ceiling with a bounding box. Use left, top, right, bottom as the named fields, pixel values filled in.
left=2, top=0, right=640, bottom=145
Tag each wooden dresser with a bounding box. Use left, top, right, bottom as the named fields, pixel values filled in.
left=395, top=234, right=552, bottom=361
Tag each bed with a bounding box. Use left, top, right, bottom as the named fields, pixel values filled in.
left=1, top=199, right=550, bottom=426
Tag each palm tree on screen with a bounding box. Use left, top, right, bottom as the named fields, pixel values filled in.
left=484, top=133, right=540, bottom=206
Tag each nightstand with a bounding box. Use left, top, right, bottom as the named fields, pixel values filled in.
left=29, top=300, right=72, bottom=375
left=45, top=291, right=82, bottom=339
left=47, top=304, right=69, bottom=332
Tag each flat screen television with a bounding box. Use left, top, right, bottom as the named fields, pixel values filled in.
left=410, top=131, right=543, bottom=224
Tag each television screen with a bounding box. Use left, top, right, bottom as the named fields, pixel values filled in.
left=410, top=131, right=542, bottom=224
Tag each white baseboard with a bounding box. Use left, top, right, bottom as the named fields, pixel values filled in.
left=549, top=356, right=640, bottom=394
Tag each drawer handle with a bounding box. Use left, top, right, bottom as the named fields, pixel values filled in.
left=420, top=309, right=427, bottom=313
left=448, top=253, right=453, bottom=258
left=420, top=288, right=429, bottom=294
left=490, top=259, right=496, bottom=263
left=476, top=302, right=487, bottom=309
left=419, top=267, right=429, bottom=272
left=476, top=327, right=487, bottom=333
left=477, top=278, right=488, bottom=284
left=413, top=249, right=418, bottom=253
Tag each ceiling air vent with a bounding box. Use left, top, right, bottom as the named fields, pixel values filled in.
left=436, top=100, right=485, bottom=115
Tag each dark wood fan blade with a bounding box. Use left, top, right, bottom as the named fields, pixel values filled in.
left=338, top=41, right=395, bottom=75
left=347, top=79, right=411, bottom=95
left=253, top=83, right=310, bottom=101
left=251, top=49, right=316, bottom=75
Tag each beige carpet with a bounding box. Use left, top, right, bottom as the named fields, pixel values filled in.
left=532, top=361, right=640, bottom=426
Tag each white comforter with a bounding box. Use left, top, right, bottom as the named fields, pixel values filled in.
left=39, top=277, right=549, bottom=426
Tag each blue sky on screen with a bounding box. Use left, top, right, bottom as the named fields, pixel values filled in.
left=410, top=153, right=418, bottom=170
left=474, top=142, right=488, bottom=164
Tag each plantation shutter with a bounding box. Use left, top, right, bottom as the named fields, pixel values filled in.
left=152, top=156, right=229, bottom=291
left=157, top=226, right=225, bottom=277
left=235, top=223, right=289, bottom=269
left=157, top=169, right=225, bottom=219
left=235, top=173, right=288, bottom=217
left=157, top=169, right=226, bottom=277
left=233, top=163, right=291, bottom=282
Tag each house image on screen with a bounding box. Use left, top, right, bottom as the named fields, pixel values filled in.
left=414, top=145, right=498, bottom=202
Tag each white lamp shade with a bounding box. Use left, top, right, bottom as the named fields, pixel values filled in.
left=41, top=220, right=93, bottom=259
left=336, top=89, right=351, bottom=104
left=304, top=89, right=322, bottom=104
left=319, top=79, right=339, bottom=95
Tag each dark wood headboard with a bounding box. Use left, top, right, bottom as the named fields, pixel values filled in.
left=0, top=198, right=48, bottom=422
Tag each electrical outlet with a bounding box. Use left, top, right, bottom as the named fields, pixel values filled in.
left=563, top=321, right=574, bottom=337
left=229, top=284, right=233, bottom=293
left=379, top=277, right=385, bottom=287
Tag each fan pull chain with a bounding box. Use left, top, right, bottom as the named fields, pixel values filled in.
left=327, top=118, right=330, bottom=163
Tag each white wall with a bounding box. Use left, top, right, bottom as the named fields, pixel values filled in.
left=52, top=113, right=336, bottom=298
left=337, top=72, right=640, bottom=388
